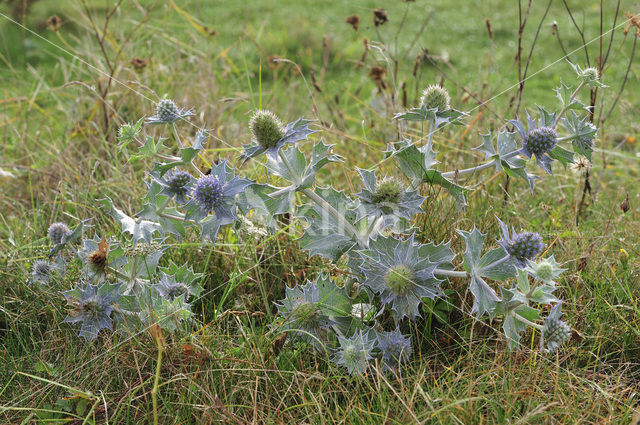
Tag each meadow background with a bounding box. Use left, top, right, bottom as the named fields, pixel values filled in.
left=1, top=0, right=640, bottom=423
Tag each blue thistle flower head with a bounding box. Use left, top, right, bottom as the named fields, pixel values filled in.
left=146, top=98, right=194, bottom=125
left=153, top=273, right=189, bottom=301
left=509, top=113, right=558, bottom=174
left=31, top=260, right=52, bottom=284
left=356, top=168, right=424, bottom=222
left=497, top=217, right=544, bottom=268
left=48, top=222, right=71, bottom=245
left=332, top=329, right=376, bottom=376
left=188, top=160, right=252, bottom=222
left=149, top=169, right=194, bottom=204
left=241, top=111, right=316, bottom=163
left=375, top=327, right=413, bottom=372
left=355, top=234, right=444, bottom=321
left=543, top=303, right=571, bottom=353
left=62, top=281, right=121, bottom=341
left=274, top=277, right=333, bottom=347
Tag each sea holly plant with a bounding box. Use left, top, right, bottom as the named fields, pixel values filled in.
left=31, top=65, right=598, bottom=374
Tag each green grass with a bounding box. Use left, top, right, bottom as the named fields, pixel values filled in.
left=1, top=0, right=640, bottom=423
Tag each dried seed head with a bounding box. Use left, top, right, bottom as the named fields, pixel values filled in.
left=420, top=84, right=451, bottom=111
left=131, top=57, right=148, bottom=71
left=250, top=110, right=285, bottom=149
left=373, top=8, right=388, bottom=26
left=46, top=15, right=62, bottom=31
left=346, top=15, right=360, bottom=31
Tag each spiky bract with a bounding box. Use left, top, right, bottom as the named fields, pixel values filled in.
left=356, top=169, right=424, bottom=222
left=62, top=281, right=121, bottom=341
left=274, top=278, right=333, bottom=346
left=241, top=113, right=316, bottom=163
left=375, top=327, right=413, bottom=372
left=332, top=330, right=376, bottom=376
left=356, top=234, right=444, bottom=320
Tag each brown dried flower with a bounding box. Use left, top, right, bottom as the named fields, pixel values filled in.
left=346, top=15, right=360, bottom=31
left=373, top=8, right=388, bottom=27
left=130, top=57, right=148, bottom=71
left=46, top=15, right=62, bottom=32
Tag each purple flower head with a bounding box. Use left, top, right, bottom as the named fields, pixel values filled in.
left=509, top=112, right=558, bottom=174
left=153, top=273, right=189, bottom=301
left=375, top=327, right=413, bottom=372
left=31, top=260, right=53, bottom=284
left=274, top=278, right=333, bottom=347
left=188, top=160, right=252, bottom=222
left=146, top=98, right=194, bottom=125
left=497, top=217, right=544, bottom=268
left=356, top=234, right=444, bottom=321
left=332, top=329, right=376, bottom=376
left=48, top=222, right=71, bottom=245
left=62, top=281, right=121, bottom=341
left=523, top=127, right=557, bottom=157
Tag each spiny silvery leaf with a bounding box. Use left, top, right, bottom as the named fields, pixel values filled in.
left=198, top=215, right=235, bottom=243
left=99, top=197, right=162, bottom=243
left=502, top=300, right=540, bottom=351
left=393, top=105, right=466, bottom=128
left=355, top=168, right=424, bottom=225
left=266, top=142, right=341, bottom=190
left=297, top=187, right=359, bottom=261
left=516, top=267, right=559, bottom=305
left=159, top=261, right=204, bottom=299
left=457, top=227, right=503, bottom=317
left=554, top=81, right=586, bottom=111
left=385, top=141, right=467, bottom=206
left=49, top=219, right=89, bottom=258
left=561, top=110, right=597, bottom=160
left=138, top=179, right=189, bottom=237
left=315, top=274, right=352, bottom=317
left=236, top=183, right=291, bottom=228
left=130, top=135, right=167, bottom=163
left=151, top=142, right=205, bottom=176
left=136, top=286, right=193, bottom=333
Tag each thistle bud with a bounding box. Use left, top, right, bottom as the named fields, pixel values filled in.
left=420, top=84, right=450, bottom=111
left=249, top=110, right=285, bottom=149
